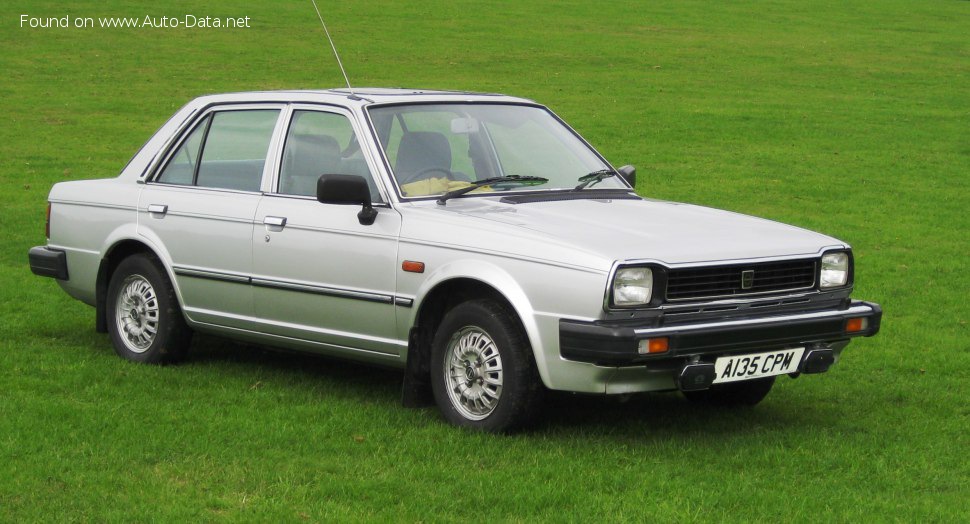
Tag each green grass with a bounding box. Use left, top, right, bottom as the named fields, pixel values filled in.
left=2, top=0, right=968, bottom=521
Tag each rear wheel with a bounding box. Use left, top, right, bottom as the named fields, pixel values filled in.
left=106, top=254, right=191, bottom=364
left=430, top=299, right=542, bottom=432
left=682, top=376, right=776, bottom=406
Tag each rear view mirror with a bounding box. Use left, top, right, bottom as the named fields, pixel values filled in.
left=617, top=165, right=636, bottom=188
left=317, top=174, right=377, bottom=225
left=450, top=117, right=480, bottom=134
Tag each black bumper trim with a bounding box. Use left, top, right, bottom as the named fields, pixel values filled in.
left=28, top=246, right=69, bottom=280
left=560, top=300, right=882, bottom=366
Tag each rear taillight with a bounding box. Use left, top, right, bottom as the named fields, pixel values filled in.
left=45, top=203, right=51, bottom=239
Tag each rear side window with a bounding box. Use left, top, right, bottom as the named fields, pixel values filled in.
left=155, top=109, right=280, bottom=192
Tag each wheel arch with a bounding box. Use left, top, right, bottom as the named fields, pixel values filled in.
left=95, top=236, right=178, bottom=333
left=402, top=261, right=551, bottom=406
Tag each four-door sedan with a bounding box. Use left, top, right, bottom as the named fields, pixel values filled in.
left=29, top=88, right=881, bottom=432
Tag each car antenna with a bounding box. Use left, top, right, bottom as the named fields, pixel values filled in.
left=309, top=0, right=360, bottom=100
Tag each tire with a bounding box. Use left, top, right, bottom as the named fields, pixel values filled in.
left=682, top=376, right=776, bottom=407
left=430, top=299, right=543, bottom=432
left=106, top=253, right=192, bottom=364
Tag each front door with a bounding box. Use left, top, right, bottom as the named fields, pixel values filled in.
left=250, top=107, right=403, bottom=357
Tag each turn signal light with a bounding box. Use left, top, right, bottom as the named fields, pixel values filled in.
left=402, top=260, right=425, bottom=273
left=845, top=317, right=869, bottom=333
left=638, top=337, right=669, bottom=355
left=45, top=202, right=51, bottom=239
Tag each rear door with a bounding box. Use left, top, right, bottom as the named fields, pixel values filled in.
left=249, top=105, right=404, bottom=357
left=138, top=105, right=285, bottom=329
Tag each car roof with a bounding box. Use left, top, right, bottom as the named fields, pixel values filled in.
left=187, top=88, right=538, bottom=110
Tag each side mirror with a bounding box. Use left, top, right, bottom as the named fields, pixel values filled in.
left=617, top=165, right=636, bottom=188
left=317, top=174, right=377, bottom=226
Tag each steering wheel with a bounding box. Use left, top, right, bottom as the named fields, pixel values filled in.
left=398, top=167, right=456, bottom=185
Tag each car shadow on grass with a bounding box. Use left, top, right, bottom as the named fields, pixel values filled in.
left=534, top=388, right=829, bottom=438
left=181, top=335, right=840, bottom=437
left=185, top=334, right=403, bottom=395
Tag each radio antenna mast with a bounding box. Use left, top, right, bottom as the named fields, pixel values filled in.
left=309, top=0, right=357, bottom=97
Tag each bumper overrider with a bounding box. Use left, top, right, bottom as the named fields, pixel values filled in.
left=560, top=300, right=881, bottom=391
left=28, top=246, right=69, bottom=280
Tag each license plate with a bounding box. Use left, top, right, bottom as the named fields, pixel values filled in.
left=712, top=347, right=805, bottom=384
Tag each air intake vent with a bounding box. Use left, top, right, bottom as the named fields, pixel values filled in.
left=666, top=259, right=817, bottom=302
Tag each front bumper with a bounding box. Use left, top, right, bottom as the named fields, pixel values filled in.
left=560, top=300, right=881, bottom=366
left=28, top=246, right=69, bottom=280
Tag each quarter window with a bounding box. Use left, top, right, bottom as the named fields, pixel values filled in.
left=156, top=115, right=209, bottom=185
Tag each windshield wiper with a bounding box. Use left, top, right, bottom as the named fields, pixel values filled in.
left=436, top=175, right=549, bottom=205
left=573, top=169, right=616, bottom=191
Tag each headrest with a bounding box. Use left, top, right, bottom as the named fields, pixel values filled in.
left=285, top=134, right=341, bottom=179
left=395, top=131, right=452, bottom=181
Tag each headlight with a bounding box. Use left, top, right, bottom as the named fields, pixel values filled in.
left=820, top=252, right=849, bottom=288
left=612, top=267, right=653, bottom=306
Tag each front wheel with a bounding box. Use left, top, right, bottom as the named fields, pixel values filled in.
left=106, top=253, right=192, bottom=364
left=682, top=376, right=776, bottom=406
left=430, top=300, right=542, bottom=432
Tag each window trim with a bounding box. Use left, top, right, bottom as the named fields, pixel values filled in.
left=267, top=103, right=391, bottom=205
left=147, top=103, right=286, bottom=194
left=189, top=115, right=213, bottom=186
left=151, top=113, right=210, bottom=187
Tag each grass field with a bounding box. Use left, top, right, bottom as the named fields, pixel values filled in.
left=2, top=0, right=968, bottom=521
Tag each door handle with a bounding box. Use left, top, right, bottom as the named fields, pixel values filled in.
left=263, top=216, right=287, bottom=228
left=147, top=204, right=168, bottom=215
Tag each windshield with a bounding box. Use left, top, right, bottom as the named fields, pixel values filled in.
left=367, top=103, right=626, bottom=198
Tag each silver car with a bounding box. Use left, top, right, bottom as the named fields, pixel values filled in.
left=29, top=88, right=881, bottom=432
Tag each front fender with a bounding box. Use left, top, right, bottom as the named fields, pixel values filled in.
left=409, top=259, right=558, bottom=385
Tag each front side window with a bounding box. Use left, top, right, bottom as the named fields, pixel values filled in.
left=155, top=109, right=280, bottom=192
left=368, top=103, right=622, bottom=198
left=278, top=110, right=382, bottom=202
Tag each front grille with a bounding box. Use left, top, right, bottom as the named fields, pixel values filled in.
left=665, top=259, right=817, bottom=302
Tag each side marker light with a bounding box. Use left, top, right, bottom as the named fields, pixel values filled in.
left=402, top=261, right=425, bottom=273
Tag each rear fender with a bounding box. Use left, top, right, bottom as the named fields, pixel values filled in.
left=95, top=223, right=184, bottom=332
